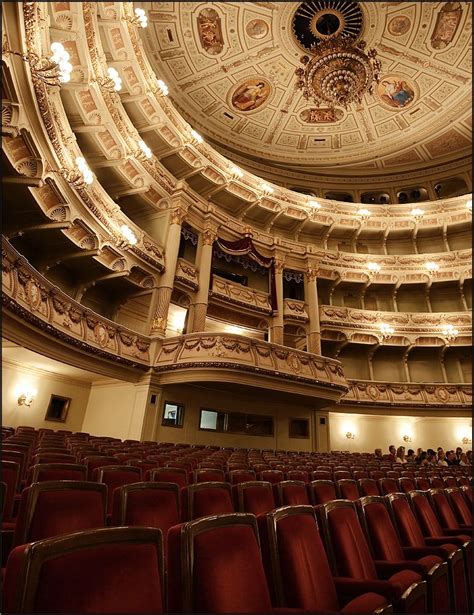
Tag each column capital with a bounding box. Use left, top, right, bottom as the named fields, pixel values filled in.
left=273, top=253, right=286, bottom=274
left=201, top=224, right=218, bottom=245
left=305, top=260, right=320, bottom=282
left=170, top=205, right=188, bottom=226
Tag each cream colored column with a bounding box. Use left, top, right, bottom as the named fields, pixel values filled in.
left=150, top=205, right=187, bottom=336
left=305, top=261, right=321, bottom=355
left=269, top=258, right=285, bottom=345
left=188, top=224, right=217, bottom=333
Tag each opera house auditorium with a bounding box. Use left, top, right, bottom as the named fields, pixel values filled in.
left=1, top=1, right=472, bottom=613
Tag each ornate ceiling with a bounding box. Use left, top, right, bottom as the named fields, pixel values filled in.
left=138, top=1, right=472, bottom=180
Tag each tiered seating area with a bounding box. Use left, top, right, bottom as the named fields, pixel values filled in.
left=1, top=425, right=472, bottom=613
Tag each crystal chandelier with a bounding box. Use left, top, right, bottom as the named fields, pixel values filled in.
left=295, top=35, right=381, bottom=109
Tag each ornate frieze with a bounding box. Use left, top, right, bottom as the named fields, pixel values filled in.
left=342, top=380, right=471, bottom=408
left=2, top=238, right=150, bottom=366
left=283, top=299, right=308, bottom=322
left=212, top=276, right=272, bottom=314
left=175, top=258, right=199, bottom=291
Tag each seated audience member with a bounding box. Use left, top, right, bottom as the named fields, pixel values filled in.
left=388, top=445, right=397, bottom=462
left=459, top=452, right=469, bottom=466
left=374, top=448, right=383, bottom=460
left=414, top=448, right=424, bottom=464
left=467, top=450, right=472, bottom=464
left=396, top=446, right=407, bottom=464
left=446, top=450, right=458, bottom=466
left=436, top=450, right=448, bottom=466
left=455, top=447, right=463, bottom=463
left=406, top=449, right=415, bottom=462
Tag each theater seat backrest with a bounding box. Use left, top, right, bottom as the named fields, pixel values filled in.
left=320, top=501, right=378, bottom=580
left=385, top=493, right=426, bottom=548
left=167, top=513, right=272, bottom=613
left=409, top=491, right=444, bottom=537
left=446, top=488, right=472, bottom=526
left=235, top=481, right=275, bottom=515
left=181, top=482, right=234, bottom=521
left=357, top=496, right=405, bottom=561
left=13, top=480, right=107, bottom=546
left=4, top=527, right=164, bottom=614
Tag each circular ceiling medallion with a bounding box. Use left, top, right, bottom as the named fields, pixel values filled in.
left=246, top=19, right=269, bottom=39
left=292, top=1, right=364, bottom=51
left=376, top=74, right=416, bottom=109
left=229, top=78, right=272, bottom=113
left=387, top=15, right=411, bottom=36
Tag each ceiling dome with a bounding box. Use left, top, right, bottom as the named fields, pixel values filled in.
left=138, top=1, right=471, bottom=185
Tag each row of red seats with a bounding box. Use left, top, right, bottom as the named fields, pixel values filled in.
left=3, top=482, right=472, bottom=613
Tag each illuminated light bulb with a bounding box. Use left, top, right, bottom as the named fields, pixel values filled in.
left=134, top=7, right=148, bottom=27
left=379, top=323, right=395, bottom=339
left=50, top=42, right=73, bottom=83
left=367, top=262, right=381, bottom=273
left=411, top=207, right=424, bottom=218
left=107, top=67, right=122, bottom=91
left=191, top=129, right=203, bottom=143
left=120, top=224, right=138, bottom=245
left=261, top=183, right=274, bottom=194
left=138, top=139, right=152, bottom=159
left=74, top=157, right=94, bottom=184
left=156, top=78, right=168, bottom=96
left=357, top=208, right=371, bottom=218
left=425, top=261, right=439, bottom=273
left=308, top=200, right=321, bottom=209
left=442, top=324, right=458, bottom=341
left=231, top=165, right=243, bottom=178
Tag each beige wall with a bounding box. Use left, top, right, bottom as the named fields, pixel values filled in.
left=2, top=360, right=91, bottom=432
left=329, top=411, right=472, bottom=453
left=81, top=381, right=151, bottom=440
left=148, top=383, right=318, bottom=452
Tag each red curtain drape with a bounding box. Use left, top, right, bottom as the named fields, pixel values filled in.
left=211, top=236, right=277, bottom=311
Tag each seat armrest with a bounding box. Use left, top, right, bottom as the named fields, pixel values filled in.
left=401, top=546, right=444, bottom=560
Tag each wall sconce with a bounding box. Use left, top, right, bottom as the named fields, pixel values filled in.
left=461, top=437, right=471, bottom=445
left=75, top=157, right=94, bottom=185
left=410, top=208, right=424, bottom=221
left=18, top=388, right=37, bottom=407
left=154, top=78, right=169, bottom=96
left=442, top=324, right=459, bottom=342
left=117, top=224, right=137, bottom=248
left=403, top=435, right=413, bottom=443
left=136, top=139, right=153, bottom=160
left=425, top=261, right=439, bottom=275
left=308, top=199, right=321, bottom=210
left=379, top=323, right=395, bottom=341
left=345, top=431, right=355, bottom=439
left=126, top=7, right=148, bottom=28
left=466, top=199, right=472, bottom=212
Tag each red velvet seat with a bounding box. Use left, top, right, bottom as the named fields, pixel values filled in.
left=308, top=479, right=337, bottom=505
left=148, top=467, right=188, bottom=488
left=311, top=470, right=332, bottom=481
left=1, top=461, right=19, bottom=522
left=83, top=455, right=118, bottom=480
left=258, top=505, right=392, bottom=613
left=193, top=468, right=226, bottom=483
left=234, top=480, right=276, bottom=515
left=369, top=470, right=385, bottom=481
left=415, top=477, right=431, bottom=491
left=457, top=477, right=470, bottom=487
left=285, top=470, right=309, bottom=483
left=181, top=482, right=234, bottom=521
left=445, top=488, right=473, bottom=527
left=318, top=499, right=427, bottom=613
left=398, top=477, right=416, bottom=493
left=1, top=450, right=27, bottom=482
left=357, top=496, right=450, bottom=613
left=275, top=480, right=309, bottom=506
left=352, top=470, right=369, bottom=480
left=379, top=478, right=400, bottom=495
left=358, top=478, right=380, bottom=497
left=336, top=479, right=360, bottom=501
left=111, top=482, right=179, bottom=557
left=167, top=512, right=292, bottom=613
left=31, top=452, right=76, bottom=465
left=3, top=527, right=164, bottom=613
left=13, top=480, right=107, bottom=546
left=429, top=489, right=472, bottom=534
left=26, top=462, right=87, bottom=485
left=258, top=470, right=284, bottom=484
left=386, top=492, right=470, bottom=613
left=443, top=476, right=457, bottom=488
left=430, top=477, right=445, bottom=489
left=94, top=465, right=142, bottom=516
left=333, top=470, right=352, bottom=481
left=460, top=485, right=472, bottom=506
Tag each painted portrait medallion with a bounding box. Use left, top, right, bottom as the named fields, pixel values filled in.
left=230, top=78, right=271, bottom=113
left=377, top=76, right=416, bottom=109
